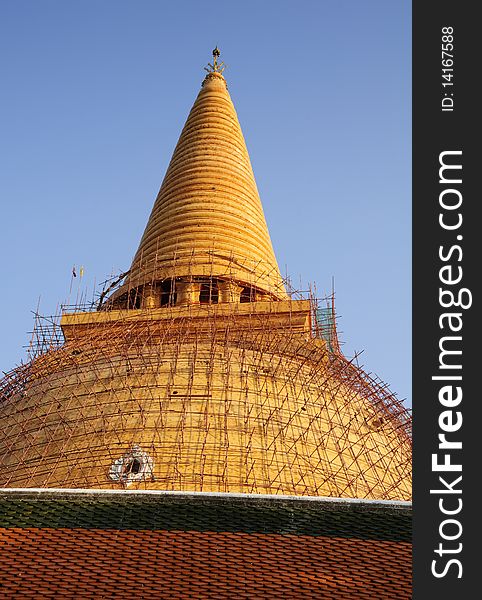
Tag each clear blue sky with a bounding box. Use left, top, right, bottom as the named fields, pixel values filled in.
left=0, top=1, right=411, bottom=406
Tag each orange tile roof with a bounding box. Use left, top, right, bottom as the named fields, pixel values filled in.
left=1, top=528, right=411, bottom=599
left=0, top=490, right=412, bottom=599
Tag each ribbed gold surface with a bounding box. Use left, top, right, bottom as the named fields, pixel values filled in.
left=118, top=72, right=287, bottom=299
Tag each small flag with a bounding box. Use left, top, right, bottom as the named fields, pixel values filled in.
left=72, top=266, right=77, bottom=278
left=79, top=266, right=84, bottom=278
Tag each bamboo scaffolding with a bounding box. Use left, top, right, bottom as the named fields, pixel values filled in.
left=0, top=258, right=411, bottom=500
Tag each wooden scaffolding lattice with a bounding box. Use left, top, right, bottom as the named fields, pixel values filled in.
left=0, top=257, right=411, bottom=501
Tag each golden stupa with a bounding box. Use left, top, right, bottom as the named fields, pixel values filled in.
left=0, top=50, right=411, bottom=500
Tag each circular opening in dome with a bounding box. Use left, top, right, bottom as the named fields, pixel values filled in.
left=109, top=447, right=154, bottom=486
left=123, top=458, right=142, bottom=476
left=120, top=458, right=143, bottom=479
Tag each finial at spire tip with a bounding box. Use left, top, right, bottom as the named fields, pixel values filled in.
left=204, top=46, right=226, bottom=75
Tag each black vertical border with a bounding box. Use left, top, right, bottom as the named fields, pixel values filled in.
left=413, top=2, right=477, bottom=597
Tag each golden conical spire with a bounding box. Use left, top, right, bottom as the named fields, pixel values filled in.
left=114, top=49, right=287, bottom=304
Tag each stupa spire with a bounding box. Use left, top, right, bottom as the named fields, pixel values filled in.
left=112, top=49, right=287, bottom=306
left=204, top=46, right=225, bottom=74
